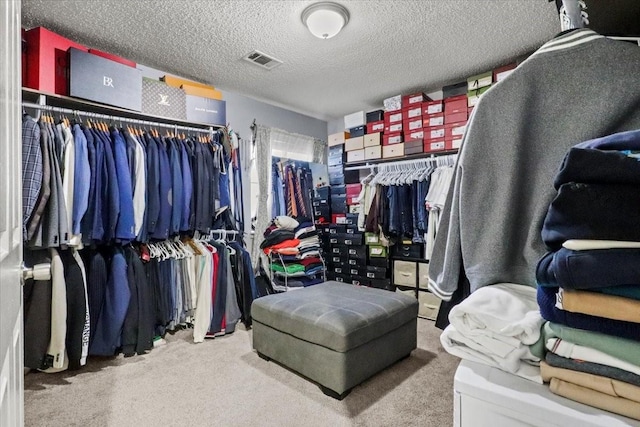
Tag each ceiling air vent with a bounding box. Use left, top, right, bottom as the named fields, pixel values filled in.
left=243, top=50, right=283, bottom=70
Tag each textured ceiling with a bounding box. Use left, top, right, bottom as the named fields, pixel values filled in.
left=22, top=0, right=564, bottom=121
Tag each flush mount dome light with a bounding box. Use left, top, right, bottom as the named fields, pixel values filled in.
left=302, top=2, right=350, bottom=39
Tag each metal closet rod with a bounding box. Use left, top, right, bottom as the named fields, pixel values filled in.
left=22, top=102, right=214, bottom=135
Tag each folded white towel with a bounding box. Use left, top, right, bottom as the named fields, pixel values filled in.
left=440, top=283, right=544, bottom=383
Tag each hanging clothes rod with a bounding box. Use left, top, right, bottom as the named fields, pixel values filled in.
left=22, top=101, right=214, bottom=135
left=344, top=152, right=458, bottom=171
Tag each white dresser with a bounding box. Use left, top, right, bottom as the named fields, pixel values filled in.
left=454, top=360, right=640, bottom=427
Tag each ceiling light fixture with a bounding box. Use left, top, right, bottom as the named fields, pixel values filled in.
left=301, top=2, right=350, bottom=40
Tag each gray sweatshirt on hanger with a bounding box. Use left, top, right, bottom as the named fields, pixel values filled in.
left=429, top=29, right=640, bottom=301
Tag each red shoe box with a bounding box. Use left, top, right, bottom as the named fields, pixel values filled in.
left=367, top=120, right=385, bottom=134
left=385, top=122, right=403, bottom=134
left=404, top=117, right=423, bottom=132
left=88, top=48, right=136, bottom=68
left=423, top=100, right=443, bottom=115
left=445, top=138, right=463, bottom=151
left=445, top=111, right=468, bottom=125
left=346, top=183, right=362, bottom=196
left=424, top=113, right=444, bottom=127
left=402, top=105, right=422, bottom=120
left=382, top=132, right=403, bottom=145
left=24, top=26, right=89, bottom=95
left=333, top=214, right=347, bottom=224
left=424, top=140, right=446, bottom=153
left=444, top=95, right=468, bottom=115
left=493, top=63, right=517, bottom=83
left=425, top=126, right=445, bottom=141
left=405, top=129, right=424, bottom=141
left=402, top=92, right=431, bottom=108
left=445, top=122, right=467, bottom=140
left=384, top=110, right=403, bottom=124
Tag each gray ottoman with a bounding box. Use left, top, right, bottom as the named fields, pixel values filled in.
left=251, top=281, right=418, bottom=399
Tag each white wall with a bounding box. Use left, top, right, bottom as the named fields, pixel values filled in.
left=221, top=90, right=328, bottom=143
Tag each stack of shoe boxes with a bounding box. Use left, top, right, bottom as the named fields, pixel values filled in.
left=382, top=95, right=405, bottom=159
left=400, top=92, right=431, bottom=156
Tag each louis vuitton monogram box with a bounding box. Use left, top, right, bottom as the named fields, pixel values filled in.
left=141, top=78, right=187, bottom=120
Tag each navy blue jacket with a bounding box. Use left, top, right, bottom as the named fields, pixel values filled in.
left=80, top=126, right=97, bottom=244
left=95, top=129, right=120, bottom=243
left=168, top=138, right=183, bottom=236
left=151, top=137, right=171, bottom=240
left=90, top=247, right=131, bottom=356
left=179, top=140, right=193, bottom=232
left=111, top=129, right=136, bottom=242
left=144, top=133, right=160, bottom=237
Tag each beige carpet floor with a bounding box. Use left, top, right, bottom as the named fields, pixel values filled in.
left=24, top=318, right=460, bottom=427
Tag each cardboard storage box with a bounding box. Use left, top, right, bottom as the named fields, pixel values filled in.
left=382, top=143, right=404, bottom=158
left=446, top=138, right=463, bottom=150
left=404, top=140, right=423, bottom=155
left=418, top=290, right=441, bottom=320
left=402, top=92, right=431, bottom=108
left=445, top=111, right=468, bottom=125
left=364, top=132, right=381, bottom=147
left=467, top=71, right=493, bottom=90
left=141, top=78, right=187, bottom=120
left=493, top=63, right=517, bottom=82
left=24, top=26, right=89, bottom=95
left=88, top=48, right=136, bottom=68
left=181, top=84, right=223, bottom=101
left=467, top=85, right=491, bottom=107
left=424, top=140, right=446, bottom=153
left=69, top=47, right=142, bottom=111
left=369, top=245, right=388, bottom=258
left=445, top=122, right=467, bottom=140
left=383, top=95, right=402, bottom=112
left=423, top=100, right=443, bottom=115
left=444, top=95, right=468, bottom=115
left=162, top=75, right=216, bottom=91
left=349, top=125, right=366, bottom=137
left=346, top=183, right=362, bottom=196
left=345, top=136, right=364, bottom=151
left=425, top=113, right=444, bottom=127
left=346, top=149, right=365, bottom=163
left=382, top=132, right=403, bottom=145
left=185, top=95, right=226, bottom=125
left=364, top=145, right=382, bottom=160
left=328, top=131, right=350, bottom=147
left=365, top=232, right=380, bottom=245
left=443, top=81, right=467, bottom=98
left=366, top=109, right=384, bottom=123
left=344, top=111, right=366, bottom=129
left=367, top=120, right=385, bottom=134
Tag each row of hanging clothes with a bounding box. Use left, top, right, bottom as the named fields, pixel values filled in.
left=23, top=230, right=260, bottom=372
left=271, top=158, right=315, bottom=219
left=359, top=154, right=457, bottom=259
left=21, top=104, right=254, bottom=372
left=21, top=106, right=244, bottom=249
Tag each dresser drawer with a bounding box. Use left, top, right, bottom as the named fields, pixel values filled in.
left=418, top=262, right=430, bottom=289
left=392, top=242, right=423, bottom=259
left=394, top=260, right=417, bottom=286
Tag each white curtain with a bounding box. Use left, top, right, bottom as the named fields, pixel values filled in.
left=250, top=125, right=326, bottom=269
left=251, top=124, right=272, bottom=269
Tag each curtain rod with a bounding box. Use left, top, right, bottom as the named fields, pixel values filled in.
left=22, top=101, right=215, bottom=135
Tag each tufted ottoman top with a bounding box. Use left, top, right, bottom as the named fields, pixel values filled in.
left=251, top=281, right=418, bottom=353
